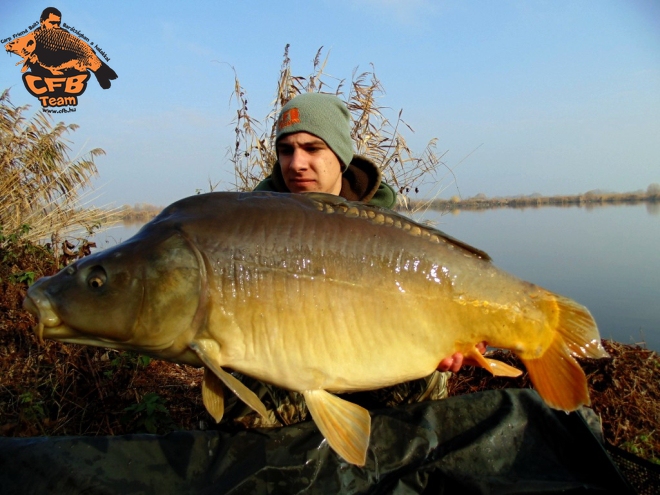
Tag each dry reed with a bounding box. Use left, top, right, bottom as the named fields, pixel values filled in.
left=227, top=45, right=446, bottom=205
left=0, top=89, right=120, bottom=247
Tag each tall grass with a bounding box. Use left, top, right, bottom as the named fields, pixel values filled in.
left=0, top=89, right=117, bottom=246
left=228, top=45, right=447, bottom=206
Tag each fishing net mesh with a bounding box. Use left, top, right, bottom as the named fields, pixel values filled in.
left=606, top=442, right=660, bottom=495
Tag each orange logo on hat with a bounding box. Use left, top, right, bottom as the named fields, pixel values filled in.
left=277, top=108, right=300, bottom=131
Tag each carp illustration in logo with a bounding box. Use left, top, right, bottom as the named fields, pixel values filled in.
left=4, top=7, right=117, bottom=109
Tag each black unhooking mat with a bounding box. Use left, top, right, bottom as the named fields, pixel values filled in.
left=0, top=389, right=635, bottom=494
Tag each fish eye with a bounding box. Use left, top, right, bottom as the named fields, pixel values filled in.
left=87, top=267, right=107, bottom=289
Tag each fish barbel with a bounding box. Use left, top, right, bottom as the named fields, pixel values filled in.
left=23, top=192, right=608, bottom=465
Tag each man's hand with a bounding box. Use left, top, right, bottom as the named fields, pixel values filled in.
left=437, top=342, right=487, bottom=373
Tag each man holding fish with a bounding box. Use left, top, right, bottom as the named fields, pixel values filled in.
left=257, top=92, right=481, bottom=370
left=24, top=91, right=606, bottom=467
left=245, top=93, right=483, bottom=426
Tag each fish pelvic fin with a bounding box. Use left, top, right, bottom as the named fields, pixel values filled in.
left=522, top=295, right=608, bottom=412
left=202, top=368, right=225, bottom=422
left=190, top=339, right=268, bottom=420
left=466, top=347, right=522, bottom=377
left=303, top=390, right=371, bottom=467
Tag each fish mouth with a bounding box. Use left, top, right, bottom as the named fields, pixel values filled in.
left=23, top=294, right=116, bottom=348
left=23, top=292, right=65, bottom=343
left=22, top=292, right=172, bottom=352
left=23, top=293, right=91, bottom=344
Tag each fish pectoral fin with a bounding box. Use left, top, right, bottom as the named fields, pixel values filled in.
left=466, top=347, right=522, bottom=377
left=202, top=368, right=225, bottom=423
left=190, top=339, right=268, bottom=419
left=303, top=390, right=371, bottom=467
left=211, top=366, right=269, bottom=419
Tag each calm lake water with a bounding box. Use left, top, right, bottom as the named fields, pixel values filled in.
left=91, top=202, right=660, bottom=352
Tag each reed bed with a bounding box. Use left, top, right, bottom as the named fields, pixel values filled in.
left=0, top=89, right=119, bottom=248
left=117, top=203, right=163, bottom=222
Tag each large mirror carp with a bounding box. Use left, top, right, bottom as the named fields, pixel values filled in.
left=23, top=192, right=608, bottom=466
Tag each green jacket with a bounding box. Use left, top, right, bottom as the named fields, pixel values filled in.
left=254, top=155, right=397, bottom=209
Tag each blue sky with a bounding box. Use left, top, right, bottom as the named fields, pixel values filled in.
left=2, top=0, right=659, bottom=207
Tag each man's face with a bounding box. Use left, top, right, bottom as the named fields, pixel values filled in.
left=41, top=14, right=61, bottom=29
left=277, top=132, right=343, bottom=195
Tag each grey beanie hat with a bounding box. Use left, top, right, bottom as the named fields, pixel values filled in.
left=275, top=93, right=354, bottom=171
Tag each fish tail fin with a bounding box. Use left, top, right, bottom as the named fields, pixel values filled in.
left=303, top=390, right=371, bottom=466
left=94, top=62, right=118, bottom=89
left=522, top=294, right=608, bottom=411
left=552, top=295, right=609, bottom=360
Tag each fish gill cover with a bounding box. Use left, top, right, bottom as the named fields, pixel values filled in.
left=3, top=7, right=118, bottom=113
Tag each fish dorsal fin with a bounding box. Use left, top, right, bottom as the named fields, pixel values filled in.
left=303, top=390, right=371, bottom=466
left=190, top=339, right=268, bottom=420
left=465, top=346, right=523, bottom=377
left=202, top=368, right=225, bottom=422
left=430, top=230, right=492, bottom=261
left=301, top=193, right=491, bottom=261
left=301, top=191, right=350, bottom=206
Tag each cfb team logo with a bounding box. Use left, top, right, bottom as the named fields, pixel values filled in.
left=4, top=7, right=117, bottom=112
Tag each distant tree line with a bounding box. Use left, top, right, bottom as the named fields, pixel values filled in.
left=415, top=184, right=660, bottom=211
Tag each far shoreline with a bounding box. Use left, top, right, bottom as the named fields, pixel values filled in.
left=406, top=189, right=660, bottom=212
